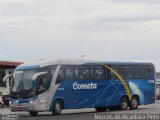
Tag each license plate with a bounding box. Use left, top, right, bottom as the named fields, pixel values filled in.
left=18, top=107, right=23, bottom=111
left=14, top=107, right=24, bottom=111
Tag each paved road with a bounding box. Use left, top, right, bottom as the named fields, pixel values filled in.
left=1, top=103, right=160, bottom=120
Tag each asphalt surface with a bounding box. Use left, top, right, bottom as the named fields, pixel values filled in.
left=1, top=103, right=160, bottom=120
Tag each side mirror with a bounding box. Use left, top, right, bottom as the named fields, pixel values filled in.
left=32, top=72, right=48, bottom=84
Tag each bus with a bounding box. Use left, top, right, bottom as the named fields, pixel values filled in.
left=5, top=59, right=155, bottom=116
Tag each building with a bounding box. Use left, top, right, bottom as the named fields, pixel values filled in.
left=0, top=60, right=22, bottom=93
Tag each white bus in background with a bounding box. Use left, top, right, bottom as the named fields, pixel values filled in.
left=0, top=69, right=14, bottom=94
left=0, top=69, right=14, bottom=107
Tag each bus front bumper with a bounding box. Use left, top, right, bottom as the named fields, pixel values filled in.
left=9, top=102, right=35, bottom=112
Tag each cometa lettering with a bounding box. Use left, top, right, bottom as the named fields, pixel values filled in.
left=73, top=82, right=97, bottom=90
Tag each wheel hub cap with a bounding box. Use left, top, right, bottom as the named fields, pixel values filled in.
left=132, top=99, right=137, bottom=107
left=122, top=101, right=127, bottom=108
left=56, top=103, right=61, bottom=112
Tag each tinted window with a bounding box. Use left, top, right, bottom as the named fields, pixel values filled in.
left=37, top=75, right=48, bottom=94
left=144, top=65, right=154, bottom=79
left=40, top=65, right=57, bottom=80
left=110, top=65, right=120, bottom=80
left=104, top=64, right=154, bottom=80
left=134, top=66, right=144, bottom=79
left=39, top=65, right=57, bottom=89
left=120, top=66, right=134, bottom=79
left=75, top=66, right=90, bottom=80
left=57, top=65, right=75, bottom=82
left=111, top=65, right=144, bottom=80
left=90, top=66, right=105, bottom=80
left=110, top=65, right=133, bottom=80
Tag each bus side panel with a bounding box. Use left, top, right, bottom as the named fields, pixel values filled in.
left=128, top=79, right=155, bottom=105
left=144, top=79, right=155, bottom=104
left=50, top=80, right=127, bottom=110
left=93, top=80, right=126, bottom=108
left=49, top=79, right=155, bottom=110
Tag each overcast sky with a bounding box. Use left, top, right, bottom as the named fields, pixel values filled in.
left=0, top=0, right=160, bottom=62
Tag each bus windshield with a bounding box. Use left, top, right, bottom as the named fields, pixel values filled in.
left=11, top=70, right=37, bottom=99
left=11, top=65, right=57, bottom=99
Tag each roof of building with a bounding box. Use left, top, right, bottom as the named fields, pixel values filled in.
left=0, top=60, right=22, bottom=67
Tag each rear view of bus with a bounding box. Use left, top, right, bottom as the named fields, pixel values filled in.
left=7, top=60, right=155, bottom=116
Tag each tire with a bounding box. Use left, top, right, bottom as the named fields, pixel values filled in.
left=119, top=96, right=129, bottom=110
left=29, top=111, right=38, bottom=116
left=129, top=96, right=139, bottom=110
left=95, top=107, right=107, bottom=112
left=52, top=100, right=63, bottom=115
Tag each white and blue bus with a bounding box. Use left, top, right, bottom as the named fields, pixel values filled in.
left=6, top=59, right=155, bottom=116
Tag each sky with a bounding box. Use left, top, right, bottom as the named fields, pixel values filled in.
left=1, top=0, right=160, bottom=62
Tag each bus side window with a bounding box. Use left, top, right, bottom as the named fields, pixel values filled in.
left=65, top=67, right=74, bottom=80
left=51, top=65, right=57, bottom=77
left=144, top=65, right=154, bottom=79
left=37, top=76, right=48, bottom=94
left=56, top=65, right=74, bottom=84
left=111, top=65, right=134, bottom=80
left=134, top=66, right=145, bottom=79
left=123, top=66, right=134, bottom=80
left=90, top=66, right=105, bottom=80
left=75, top=67, right=80, bottom=80
left=56, top=68, right=64, bottom=84
left=110, top=65, right=120, bottom=80
left=75, top=66, right=90, bottom=80
left=40, top=65, right=57, bottom=89
left=149, top=66, right=154, bottom=78
left=119, top=66, right=125, bottom=79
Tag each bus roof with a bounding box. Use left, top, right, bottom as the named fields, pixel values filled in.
left=15, top=59, right=154, bottom=71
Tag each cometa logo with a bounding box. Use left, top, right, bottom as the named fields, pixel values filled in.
left=73, top=82, right=97, bottom=90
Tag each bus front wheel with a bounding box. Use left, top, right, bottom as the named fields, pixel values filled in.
left=119, top=96, right=129, bottom=110
left=95, top=107, right=107, bottom=112
left=129, top=96, right=139, bottom=110
left=29, top=111, right=38, bottom=116
left=52, top=100, right=63, bottom=115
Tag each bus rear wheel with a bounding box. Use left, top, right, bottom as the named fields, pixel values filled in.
left=129, top=96, right=139, bottom=110
left=95, top=107, right=107, bottom=112
left=119, top=96, right=129, bottom=110
left=52, top=100, right=63, bottom=115
left=29, top=111, right=38, bottom=116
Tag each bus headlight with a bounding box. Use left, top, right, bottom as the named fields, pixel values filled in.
left=29, top=100, right=33, bottom=104
left=29, top=100, right=34, bottom=110
left=9, top=101, right=12, bottom=105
